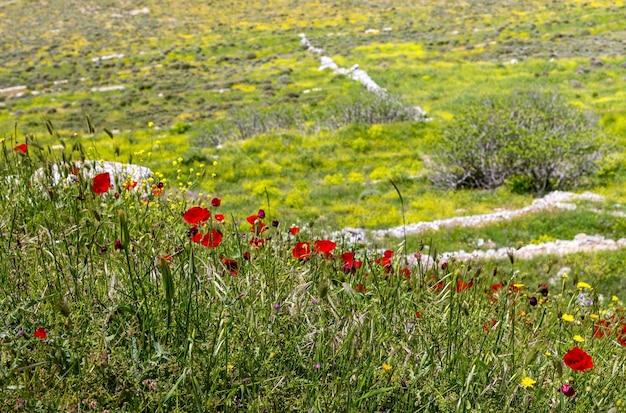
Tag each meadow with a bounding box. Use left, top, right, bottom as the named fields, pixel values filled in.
left=1, top=0, right=626, bottom=411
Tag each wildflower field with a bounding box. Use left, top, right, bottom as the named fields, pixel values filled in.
left=2, top=139, right=626, bottom=412
left=1, top=0, right=626, bottom=411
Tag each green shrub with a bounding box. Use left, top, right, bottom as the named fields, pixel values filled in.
left=430, top=90, right=607, bottom=193
left=170, top=121, right=191, bottom=135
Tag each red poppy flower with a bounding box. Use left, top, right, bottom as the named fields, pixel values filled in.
left=220, top=256, right=238, bottom=275
left=191, top=233, right=202, bottom=243
left=314, top=240, right=336, bottom=257
left=92, top=172, right=111, bottom=194
left=160, top=254, right=172, bottom=262
left=152, top=182, right=164, bottom=196
left=124, top=180, right=138, bottom=190
left=250, top=238, right=265, bottom=248
left=563, top=346, right=593, bottom=372
left=441, top=262, right=448, bottom=270
left=34, top=327, right=47, bottom=339
left=491, top=283, right=504, bottom=291
left=415, top=311, right=421, bottom=318
left=456, top=280, right=473, bottom=293
left=355, top=283, right=368, bottom=293
left=375, top=250, right=394, bottom=271
left=183, top=206, right=211, bottom=225
left=341, top=252, right=363, bottom=274
left=114, top=239, right=123, bottom=250
left=593, top=319, right=612, bottom=338
left=617, top=323, right=626, bottom=347
left=211, top=197, right=221, bottom=207
left=399, top=268, right=411, bottom=279
left=215, top=214, right=225, bottom=223
left=13, top=143, right=28, bottom=153
left=430, top=281, right=444, bottom=291
left=202, top=230, right=223, bottom=248
left=243, top=252, right=251, bottom=260
left=292, top=242, right=311, bottom=260
left=247, top=214, right=267, bottom=234
left=561, top=384, right=576, bottom=397
left=538, top=283, right=549, bottom=296
left=483, top=320, right=497, bottom=332
left=289, top=227, right=300, bottom=236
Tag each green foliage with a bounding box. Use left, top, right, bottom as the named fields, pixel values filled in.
left=431, top=90, right=607, bottom=193
left=170, top=121, right=191, bottom=135
left=2, top=137, right=626, bottom=412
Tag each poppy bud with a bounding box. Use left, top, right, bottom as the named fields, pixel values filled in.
left=257, top=209, right=266, bottom=219
left=529, top=296, right=538, bottom=306
left=561, top=384, right=575, bottom=397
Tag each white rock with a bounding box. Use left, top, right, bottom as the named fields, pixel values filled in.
left=33, top=160, right=152, bottom=188
left=128, top=7, right=149, bottom=15
left=91, top=85, right=125, bottom=92
left=91, top=54, right=125, bottom=63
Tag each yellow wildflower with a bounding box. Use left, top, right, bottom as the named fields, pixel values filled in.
left=382, top=363, right=392, bottom=372
left=562, top=314, right=575, bottom=323
left=589, top=314, right=599, bottom=320
left=227, top=364, right=234, bottom=371
left=573, top=335, right=585, bottom=343
left=148, top=121, right=154, bottom=128
left=520, top=377, right=536, bottom=388
left=577, top=282, right=592, bottom=290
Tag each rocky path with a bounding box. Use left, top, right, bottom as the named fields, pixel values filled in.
left=335, top=191, right=626, bottom=263
left=299, top=33, right=429, bottom=120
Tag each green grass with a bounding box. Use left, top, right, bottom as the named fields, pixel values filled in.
left=1, top=140, right=626, bottom=412
left=2, top=1, right=626, bottom=410
left=2, top=0, right=626, bottom=228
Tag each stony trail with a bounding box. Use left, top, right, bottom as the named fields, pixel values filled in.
left=334, top=191, right=626, bottom=264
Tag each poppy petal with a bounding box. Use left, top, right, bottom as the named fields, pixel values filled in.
left=92, top=172, right=111, bottom=194
left=183, top=206, right=211, bottom=224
